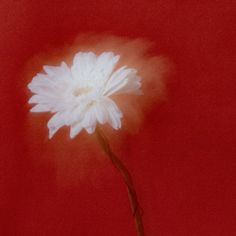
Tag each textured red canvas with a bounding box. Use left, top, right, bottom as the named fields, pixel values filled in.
left=0, top=0, right=235, bottom=235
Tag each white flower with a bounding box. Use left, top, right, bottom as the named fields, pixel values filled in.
left=28, top=52, right=142, bottom=138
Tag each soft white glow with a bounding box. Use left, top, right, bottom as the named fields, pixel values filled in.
left=28, top=52, right=142, bottom=138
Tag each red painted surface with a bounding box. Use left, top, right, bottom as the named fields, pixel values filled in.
left=0, top=0, right=235, bottom=235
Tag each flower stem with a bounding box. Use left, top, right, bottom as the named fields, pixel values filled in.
left=95, top=127, right=145, bottom=236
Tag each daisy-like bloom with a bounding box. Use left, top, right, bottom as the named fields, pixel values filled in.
left=28, top=52, right=142, bottom=138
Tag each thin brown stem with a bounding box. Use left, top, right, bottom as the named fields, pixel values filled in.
left=95, top=127, right=145, bottom=236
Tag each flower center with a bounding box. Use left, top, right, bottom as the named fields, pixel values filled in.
left=73, top=87, right=92, bottom=96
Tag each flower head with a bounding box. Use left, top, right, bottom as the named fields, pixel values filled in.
left=28, top=52, right=142, bottom=138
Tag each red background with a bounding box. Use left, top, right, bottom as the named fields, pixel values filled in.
left=0, top=0, right=235, bottom=235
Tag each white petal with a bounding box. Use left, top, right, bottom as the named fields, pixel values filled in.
left=104, top=67, right=141, bottom=96
left=71, top=52, right=120, bottom=88
left=43, top=65, right=57, bottom=75
left=43, top=62, right=70, bottom=78
left=101, top=97, right=123, bottom=130
left=71, top=52, right=97, bottom=83
left=95, top=52, right=120, bottom=78
left=64, top=99, right=91, bottom=126
left=30, top=104, right=51, bottom=112
left=82, top=107, right=96, bottom=128
left=118, top=75, right=142, bottom=94
left=47, top=112, right=65, bottom=138
left=94, top=103, right=108, bottom=124
left=28, top=71, right=69, bottom=97
left=28, top=95, right=42, bottom=104
left=70, top=123, right=83, bottom=138
left=28, top=94, right=55, bottom=104
left=85, top=126, right=96, bottom=134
